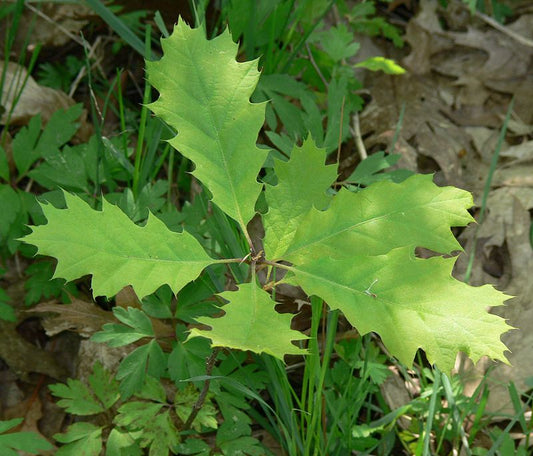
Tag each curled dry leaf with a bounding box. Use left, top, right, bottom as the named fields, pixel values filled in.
left=1, top=62, right=72, bottom=126
left=26, top=297, right=117, bottom=338
left=0, top=2, right=90, bottom=51
left=0, top=62, right=91, bottom=141
left=403, top=0, right=533, bottom=126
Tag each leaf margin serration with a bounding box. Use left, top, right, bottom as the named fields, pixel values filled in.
left=23, top=190, right=215, bottom=299
left=188, top=282, right=308, bottom=360
left=146, top=19, right=267, bottom=233
left=285, top=246, right=512, bottom=372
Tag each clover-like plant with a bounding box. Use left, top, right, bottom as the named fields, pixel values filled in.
left=23, top=20, right=511, bottom=376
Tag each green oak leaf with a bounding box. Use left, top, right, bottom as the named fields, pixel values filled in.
left=23, top=191, right=215, bottom=299
left=19, top=17, right=511, bottom=371
left=189, top=283, right=308, bottom=360
left=284, top=174, right=474, bottom=264
left=263, top=137, right=337, bottom=260
left=288, top=247, right=511, bottom=372
left=147, top=20, right=267, bottom=233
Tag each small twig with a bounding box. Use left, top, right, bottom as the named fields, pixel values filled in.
left=183, top=347, right=220, bottom=431
left=69, top=35, right=103, bottom=97
left=350, top=112, right=367, bottom=160
left=239, top=252, right=251, bottom=264
left=337, top=95, right=346, bottom=166
left=474, top=10, right=533, bottom=48
left=24, top=3, right=85, bottom=46
left=262, top=259, right=293, bottom=272
left=305, top=42, right=329, bottom=89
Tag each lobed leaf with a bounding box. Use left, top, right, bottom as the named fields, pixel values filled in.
left=263, top=137, right=337, bottom=260
left=174, top=385, right=218, bottom=431
left=92, top=307, right=154, bottom=347
left=147, top=20, right=267, bottom=233
left=106, top=428, right=142, bottom=456
left=115, top=402, right=179, bottom=455
left=88, top=362, right=120, bottom=410
left=49, top=362, right=119, bottom=417
left=188, top=283, right=308, bottom=360
left=284, top=174, right=475, bottom=264
left=11, top=104, right=83, bottom=177
left=49, top=379, right=105, bottom=416
left=23, top=191, right=215, bottom=299
left=54, top=422, right=102, bottom=456
left=0, top=418, right=53, bottom=456
left=288, top=247, right=511, bottom=372
left=116, top=340, right=166, bottom=398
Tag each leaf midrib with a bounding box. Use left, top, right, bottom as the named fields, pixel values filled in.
left=284, top=195, right=471, bottom=260
left=188, top=44, right=256, bottom=231
left=33, top=238, right=214, bottom=265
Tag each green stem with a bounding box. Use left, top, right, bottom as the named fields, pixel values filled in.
left=262, top=259, right=293, bottom=271
left=182, top=347, right=220, bottom=431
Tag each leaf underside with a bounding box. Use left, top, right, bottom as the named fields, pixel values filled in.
left=283, top=174, right=475, bottom=264
left=269, top=175, right=512, bottom=370
left=24, top=192, right=214, bottom=299
left=263, top=137, right=337, bottom=260
left=288, top=247, right=510, bottom=372
left=188, top=283, right=308, bottom=360
left=147, top=21, right=267, bottom=231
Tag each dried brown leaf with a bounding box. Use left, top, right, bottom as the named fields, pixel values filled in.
left=27, top=297, right=116, bottom=338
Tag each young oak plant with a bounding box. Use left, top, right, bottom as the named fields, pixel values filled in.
left=22, top=20, right=511, bottom=376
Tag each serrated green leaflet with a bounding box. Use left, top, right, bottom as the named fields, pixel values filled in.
left=88, top=362, right=120, bottom=410
left=54, top=422, right=102, bottom=456
left=116, top=340, right=166, bottom=398
left=174, top=386, right=218, bottom=431
left=49, top=363, right=118, bottom=417
left=147, top=20, right=267, bottom=235
left=0, top=418, right=53, bottom=456
left=263, top=137, right=337, bottom=260
left=284, top=174, right=475, bottom=264
left=115, top=402, right=179, bottom=454
left=49, top=379, right=105, bottom=415
left=189, top=283, right=308, bottom=360
left=92, top=307, right=154, bottom=347
left=24, top=191, right=215, bottom=299
left=288, top=247, right=511, bottom=372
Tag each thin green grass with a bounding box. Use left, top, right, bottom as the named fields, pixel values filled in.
left=0, top=0, right=41, bottom=146
left=464, top=97, right=515, bottom=283
left=84, top=0, right=149, bottom=59
left=132, top=25, right=153, bottom=197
